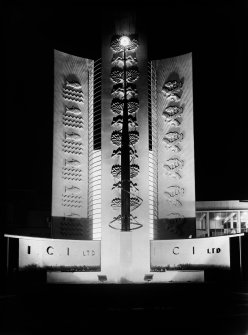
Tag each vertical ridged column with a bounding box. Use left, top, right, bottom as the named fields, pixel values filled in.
left=148, top=61, right=158, bottom=240
left=88, top=59, right=102, bottom=241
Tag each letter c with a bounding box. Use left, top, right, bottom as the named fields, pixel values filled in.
left=47, top=246, right=54, bottom=255
left=173, top=247, right=179, bottom=255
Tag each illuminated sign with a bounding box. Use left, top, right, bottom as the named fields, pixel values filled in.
left=19, top=237, right=101, bottom=271
left=150, top=236, right=231, bottom=271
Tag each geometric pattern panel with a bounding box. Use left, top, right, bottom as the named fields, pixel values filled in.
left=52, top=50, right=93, bottom=220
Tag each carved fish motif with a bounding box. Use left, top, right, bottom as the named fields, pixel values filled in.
left=130, top=196, right=142, bottom=209
left=165, top=170, right=182, bottom=179
left=162, top=80, right=183, bottom=101
left=111, top=197, right=121, bottom=209
left=111, top=147, right=138, bottom=158
left=111, top=86, right=124, bottom=99
left=65, top=158, right=81, bottom=167
left=65, top=132, right=82, bottom=141
left=126, top=68, right=139, bottom=83
left=110, top=68, right=123, bottom=83
left=111, top=100, right=124, bottom=115
left=65, top=80, right=82, bottom=89
left=128, top=114, right=138, bottom=127
left=127, top=100, right=139, bottom=114
left=163, top=106, right=183, bottom=117
left=126, top=55, right=138, bottom=66
left=163, top=131, right=183, bottom=144
left=111, top=130, right=122, bottom=146
left=112, top=180, right=138, bottom=191
left=65, top=106, right=81, bottom=115
left=164, top=186, right=185, bottom=198
left=111, top=55, right=138, bottom=67
left=110, top=213, right=138, bottom=224
left=163, top=80, right=183, bottom=91
left=111, top=115, right=123, bottom=126
left=164, top=157, right=184, bottom=171
left=166, top=94, right=181, bottom=103
left=163, top=106, right=183, bottom=125
left=130, top=164, right=139, bottom=178
left=165, top=118, right=181, bottom=127
left=165, top=144, right=181, bottom=152
left=129, top=130, right=139, bottom=145
left=65, top=185, right=81, bottom=193
left=111, top=164, right=121, bottom=178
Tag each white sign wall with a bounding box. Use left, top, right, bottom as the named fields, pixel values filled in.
left=151, top=236, right=231, bottom=270
left=19, top=237, right=101, bottom=270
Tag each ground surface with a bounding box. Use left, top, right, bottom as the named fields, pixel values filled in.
left=0, top=281, right=247, bottom=334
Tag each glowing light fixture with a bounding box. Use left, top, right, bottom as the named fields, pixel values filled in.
left=120, top=36, right=131, bottom=48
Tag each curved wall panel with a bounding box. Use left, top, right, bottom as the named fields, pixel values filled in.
left=153, top=53, right=196, bottom=239
left=52, top=50, right=94, bottom=239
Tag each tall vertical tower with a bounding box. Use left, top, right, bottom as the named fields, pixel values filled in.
left=101, top=12, right=150, bottom=282
left=51, top=11, right=195, bottom=283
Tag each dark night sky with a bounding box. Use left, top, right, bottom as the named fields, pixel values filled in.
left=4, top=0, right=248, bottom=218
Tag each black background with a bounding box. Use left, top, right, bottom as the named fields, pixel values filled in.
left=4, top=0, right=248, bottom=220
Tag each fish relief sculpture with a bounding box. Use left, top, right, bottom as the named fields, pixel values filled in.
left=111, top=130, right=122, bottom=146
left=162, top=80, right=183, bottom=102
left=65, top=158, right=81, bottom=167
left=163, top=106, right=183, bottom=126
left=65, top=132, right=82, bottom=141
left=163, top=131, right=183, bottom=151
left=110, top=68, right=123, bottom=84
left=65, top=185, right=81, bottom=193
left=65, top=105, right=81, bottom=115
left=127, top=100, right=139, bottom=114
left=111, top=164, right=121, bottom=178
left=65, top=80, right=82, bottom=90
left=163, top=157, right=184, bottom=179
left=111, top=147, right=138, bottom=159
left=129, top=130, right=139, bottom=145
left=111, top=99, right=124, bottom=115
left=164, top=185, right=185, bottom=198
left=130, top=164, right=139, bottom=178
left=126, top=67, right=139, bottom=83
left=112, top=180, right=139, bottom=192
left=111, top=54, right=138, bottom=68
left=111, top=197, right=121, bottom=209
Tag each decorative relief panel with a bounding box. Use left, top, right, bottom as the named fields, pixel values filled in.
left=162, top=77, right=185, bottom=217
left=154, top=53, right=195, bottom=239
left=52, top=50, right=93, bottom=228
left=109, top=35, right=143, bottom=230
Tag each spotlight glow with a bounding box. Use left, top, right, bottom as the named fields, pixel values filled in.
left=120, top=36, right=131, bottom=47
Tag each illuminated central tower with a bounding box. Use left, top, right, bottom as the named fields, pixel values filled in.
left=51, top=11, right=195, bottom=283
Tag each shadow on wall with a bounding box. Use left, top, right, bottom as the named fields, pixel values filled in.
left=155, top=217, right=196, bottom=239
